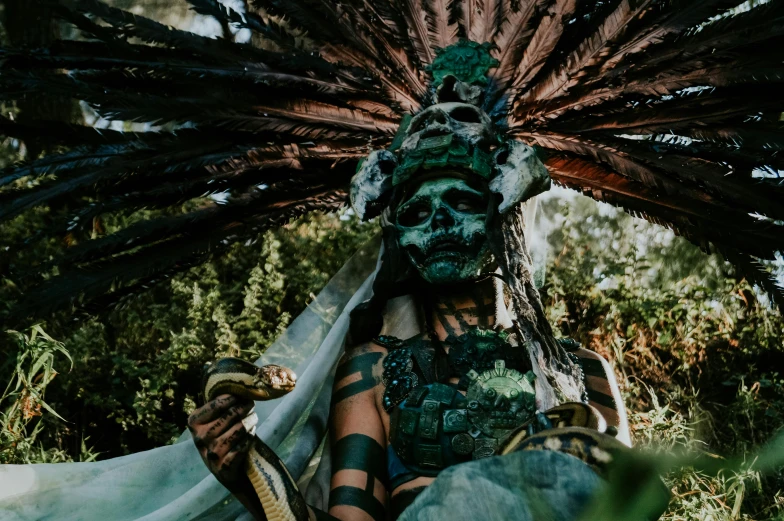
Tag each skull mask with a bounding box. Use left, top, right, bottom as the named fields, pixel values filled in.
left=395, top=177, right=492, bottom=284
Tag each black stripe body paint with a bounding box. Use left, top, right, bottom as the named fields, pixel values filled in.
left=587, top=389, right=617, bottom=410
left=330, top=434, right=387, bottom=520
left=333, top=352, right=382, bottom=404
left=333, top=434, right=387, bottom=491
left=580, top=358, right=607, bottom=378
left=329, top=487, right=385, bottom=521
left=577, top=357, right=618, bottom=410
left=390, top=487, right=426, bottom=520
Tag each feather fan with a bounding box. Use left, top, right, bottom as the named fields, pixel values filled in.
left=0, top=0, right=782, bottom=321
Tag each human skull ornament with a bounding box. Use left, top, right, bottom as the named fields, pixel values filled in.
left=349, top=108, right=552, bottom=222
left=489, top=140, right=551, bottom=214
left=400, top=102, right=496, bottom=155
left=395, top=177, right=492, bottom=284
left=349, top=149, right=397, bottom=220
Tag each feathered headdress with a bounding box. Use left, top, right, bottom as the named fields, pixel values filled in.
left=1, top=0, right=783, bottom=322
left=350, top=39, right=550, bottom=221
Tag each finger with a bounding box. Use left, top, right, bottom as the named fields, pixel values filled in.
left=205, top=400, right=254, bottom=441
left=189, top=394, right=238, bottom=428
left=209, top=420, right=248, bottom=460
left=223, top=436, right=253, bottom=469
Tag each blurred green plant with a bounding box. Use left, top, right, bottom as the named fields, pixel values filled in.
left=0, top=325, right=97, bottom=464
left=540, top=193, right=784, bottom=519
left=0, top=209, right=376, bottom=456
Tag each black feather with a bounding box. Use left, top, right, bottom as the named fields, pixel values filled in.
left=1, top=0, right=782, bottom=317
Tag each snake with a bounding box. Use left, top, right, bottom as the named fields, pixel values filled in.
left=202, top=357, right=310, bottom=521
left=498, top=402, right=630, bottom=478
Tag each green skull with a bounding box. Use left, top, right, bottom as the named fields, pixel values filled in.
left=395, top=177, right=492, bottom=284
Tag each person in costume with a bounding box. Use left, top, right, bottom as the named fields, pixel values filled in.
left=188, top=42, right=633, bottom=521
left=0, top=2, right=781, bottom=520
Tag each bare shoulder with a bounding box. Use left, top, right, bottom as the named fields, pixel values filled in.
left=339, top=340, right=388, bottom=365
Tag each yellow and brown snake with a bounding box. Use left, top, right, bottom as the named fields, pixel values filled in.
left=202, top=357, right=310, bottom=521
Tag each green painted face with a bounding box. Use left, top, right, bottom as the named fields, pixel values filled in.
left=395, top=177, right=491, bottom=284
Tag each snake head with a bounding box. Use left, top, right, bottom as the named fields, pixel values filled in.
left=258, top=364, right=297, bottom=398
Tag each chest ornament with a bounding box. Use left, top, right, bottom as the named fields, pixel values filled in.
left=386, top=358, right=538, bottom=474
left=465, top=360, right=537, bottom=443
left=381, top=347, right=419, bottom=411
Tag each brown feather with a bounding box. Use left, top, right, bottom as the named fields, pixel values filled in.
left=425, top=0, right=460, bottom=49
left=627, top=1, right=784, bottom=76
left=520, top=56, right=783, bottom=122
left=547, top=155, right=784, bottom=258
left=517, top=130, right=727, bottom=206
left=401, top=0, right=436, bottom=65
left=464, top=0, right=503, bottom=44
left=509, top=0, right=577, bottom=94
left=490, top=0, right=545, bottom=89
left=320, top=43, right=423, bottom=112
left=353, top=1, right=428, bottom=96
left=597, top=0, right=742, bottom=76
left=552, top=85, right=783, bottom=135
left=517, top=0, right=657, bottom=106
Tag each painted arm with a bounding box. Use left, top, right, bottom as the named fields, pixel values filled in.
left=187, top=344, right=388, bottom=521
left=573, top=348, right=632, bottom=446
left=327, top=344, right=389, bottom=521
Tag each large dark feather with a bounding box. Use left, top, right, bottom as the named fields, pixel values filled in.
left=490, top=0, right=545, bottom=91
left=462, top=0, right=503, bottom=43
left=1, top=0, right=783, bottom=318
left=400, top=0, right=436, bottom=65
left=598, top=0, right=743, bottom=76
left=11, top=188, right=347, bottom=321
left=509, top=0, right=577, bottom=94
left=546, top=155, right=784, bottom=259
left=423, top=0, right=460, bottom=49
left=516, top=0, right=657, bottom=106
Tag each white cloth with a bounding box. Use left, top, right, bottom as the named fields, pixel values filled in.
left=0, top=199, right=548, bottom=521
left=0, top=238, right=381, bottom=521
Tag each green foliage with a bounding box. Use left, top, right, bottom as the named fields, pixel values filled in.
left=1, top=189, right=782, bottom=519
left=540, top=192, right=784, bottom=520
left=0, top=325, right=96, bottom=464
left=0, top=210, right=375, bottom=456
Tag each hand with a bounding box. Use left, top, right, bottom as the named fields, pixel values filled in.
left=187, top=394, right=256, bottom=489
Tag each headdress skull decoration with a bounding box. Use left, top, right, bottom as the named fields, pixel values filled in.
left=351, top=41, right=550, bottom=234
left=350, top=40, right=551, bottom=283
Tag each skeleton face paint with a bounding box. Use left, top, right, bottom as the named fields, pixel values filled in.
left=395, top=177, right=491, bottom=284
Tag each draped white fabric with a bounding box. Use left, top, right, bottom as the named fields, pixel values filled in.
left=0, top=199, right=546, bottom=521
left=0, top=237, right=381, bottom=521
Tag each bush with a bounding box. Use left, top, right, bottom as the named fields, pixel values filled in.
left=1, top=194, right=782, bottom=519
